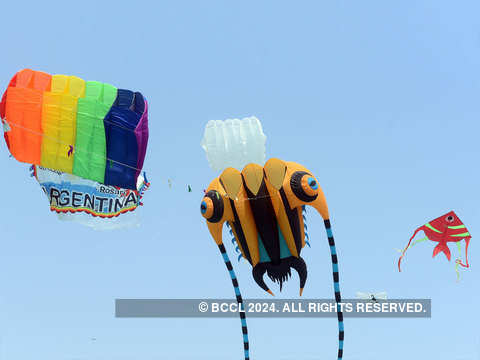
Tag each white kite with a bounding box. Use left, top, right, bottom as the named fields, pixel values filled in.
left=201, top=116, right=267, bottom=172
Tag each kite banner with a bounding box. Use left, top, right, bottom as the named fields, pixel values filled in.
left=32, top=165, right=149, bottom=228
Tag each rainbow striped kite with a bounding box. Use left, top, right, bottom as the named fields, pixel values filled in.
left=0, top=69, right=148, bottom=190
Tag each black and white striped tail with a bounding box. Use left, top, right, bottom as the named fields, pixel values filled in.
left=218, top=244, right=250, bottom=360
left=324, top=219, right=344, bottom=360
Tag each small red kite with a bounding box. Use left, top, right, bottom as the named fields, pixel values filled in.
left=398, top=211, right=471, bottom=274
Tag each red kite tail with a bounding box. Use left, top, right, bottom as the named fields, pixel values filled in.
left=398, top=227, right=423, bottom=272
left=456, top=237, right=471, bottom=268
left=432, top=242, right=451, bottom=261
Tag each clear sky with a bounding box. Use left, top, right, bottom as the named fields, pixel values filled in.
left=0, top=1, right=479, bottom=359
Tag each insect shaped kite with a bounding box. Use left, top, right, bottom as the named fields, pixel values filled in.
left=201, top=158, right=345, bottom=360
left=397, top=211, right=471, bottom=277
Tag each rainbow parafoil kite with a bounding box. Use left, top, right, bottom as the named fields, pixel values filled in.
left=1, top=69, right=150, bottom=228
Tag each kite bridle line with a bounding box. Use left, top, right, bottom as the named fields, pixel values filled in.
left=217, top=244, right=250, bottom=360
left=324, top=219, right=344, bottom=360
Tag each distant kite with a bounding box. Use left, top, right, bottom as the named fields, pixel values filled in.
left=398, top=211, right=471, bottom=279
left=356, top=292, right=387, bottom=303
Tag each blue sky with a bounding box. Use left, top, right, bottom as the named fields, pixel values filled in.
left=0, top=1, right=479, bottom=359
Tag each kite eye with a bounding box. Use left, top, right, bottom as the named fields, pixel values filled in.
left=446, top=215, right=454, bottom=223
left=290, top=171, right=319, bottom=202
left=306, top=177, right=318, bottom=190
left=201, top=190, right=224, bottom=223
left=200, top=199, right=212, bottom=217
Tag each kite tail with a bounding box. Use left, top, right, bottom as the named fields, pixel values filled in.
left=218, top=244, right=250, bottom=360
left=456, top=237, right=471, bottom=268
left=324, top=219, right=344, bottom=360
left=397, top=227, right=423, bottom=272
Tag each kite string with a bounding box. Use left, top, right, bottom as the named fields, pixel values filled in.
left=4, top=119, right=342, bottom=201
left=3, top=119, right=142, bottom=172
left=204, top=188, right=289, bottom=202
left=4, top=118, right=309, bottom=200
